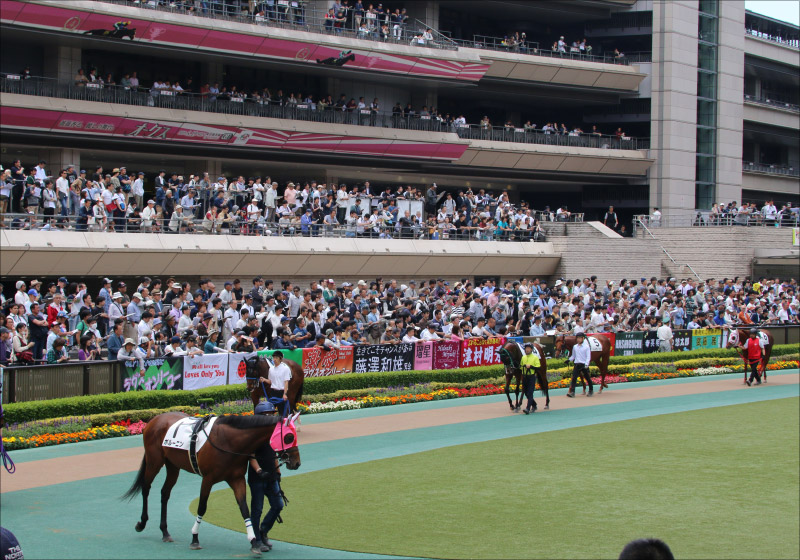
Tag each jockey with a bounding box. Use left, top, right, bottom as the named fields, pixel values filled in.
left=114, top=20, right=131, bottom=31
left=248, top=401, right=285, bottom=552
left=520, top=343, right=541, bottom=414
left=743, top=328, right=764, bottom=386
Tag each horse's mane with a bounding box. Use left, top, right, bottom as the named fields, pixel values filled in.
left=216, top=414, right=279, bottom=430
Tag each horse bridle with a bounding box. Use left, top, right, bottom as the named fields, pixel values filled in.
left=201, top=421, right=295, bottom=467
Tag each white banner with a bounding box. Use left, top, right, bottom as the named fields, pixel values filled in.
left=182, top=353, right=229, bottom=391
left=227, top=352, right=256, bottom=385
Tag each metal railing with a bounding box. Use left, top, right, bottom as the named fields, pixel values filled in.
left=745, top=28, right=800, bottom=49
left=0, top=212, right=549, bottom=242
left=535, top=211, right=584, bottom=223
left=2, top=360, right=120, bottom=403
left=103, top=0, right=457, bottom=50
left=0, top=75, right=649, bottom=151
left=453, top=36, right=633, bottom=65
left=742, top=162, right=800, bottom=177
left=633, top=216, right=701, bottom=281
left=633, top=212, right=800, bottom=230
left=744, top=94, right=800, bottom=113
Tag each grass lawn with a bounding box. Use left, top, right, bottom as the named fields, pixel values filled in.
left=194, top=397, right=800, bottom=559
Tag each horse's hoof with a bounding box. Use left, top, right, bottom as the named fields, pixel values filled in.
left=544, top=405, right=549, bottom=410
left=189, top=542, right=202, bottom=550
left=135, top=522, right=145, bottom=533
left=162, top=536, right=174, bottom=543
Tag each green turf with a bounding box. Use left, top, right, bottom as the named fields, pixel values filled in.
left=196, top=398, right=800, bottom=560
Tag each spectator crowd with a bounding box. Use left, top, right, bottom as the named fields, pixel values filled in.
left=0, top=273, right=797, bottom=366
left=1, top=159, right=560, bottom=240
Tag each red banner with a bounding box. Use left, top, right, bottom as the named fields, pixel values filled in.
left=459, top=337, right=505, bottom=368
left=433, top=340, right=461, bottom=370
left=592, top=332, right=616, bottom=357
left=301, top=346, right=354, bottom=377
left=413, top=342, right=435, bottom=370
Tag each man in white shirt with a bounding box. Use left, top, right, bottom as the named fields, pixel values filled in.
left=261, top=351, right=292, bottom=410
left=566, top=332, right=592, bottom=397
left=141, top=199, right=157, bottom=231
left=656, top=316, right=673, bottom=352
left=56, top=169, right=70, bottom=217
left=131, top=171, right=145, bottom=210
left=402, top=326, right=421, bottom=343
left=34, top=160, right=47, bottom=183
left=762, top=200, right=777, bottom=224
left=421, top=323, right=442, bottom=341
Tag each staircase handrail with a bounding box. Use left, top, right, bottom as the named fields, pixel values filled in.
left=635, top=217, right=702, bottom=281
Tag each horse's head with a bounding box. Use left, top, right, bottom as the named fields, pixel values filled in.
left=244, top=356, right=263, bottom=393
left=725, top=328, right=740, bottom=348
left=271, top=412, right=301, bottom=470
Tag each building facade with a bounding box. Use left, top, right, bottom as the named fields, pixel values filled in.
left=0, top=0, right=797, bottom=225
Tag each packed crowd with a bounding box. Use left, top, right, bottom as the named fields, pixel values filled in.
left=700, top=199, right=800, bottom=226
left=0, top=274, right=797, bottom=366
left=0, top=160, right=558, bottom=240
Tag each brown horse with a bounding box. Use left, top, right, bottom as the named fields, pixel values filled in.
left=554, top=334, right=613, bottom=393
left=725, top=328, right=774, bottom=383
left=244, top=356, right=305, bottom=414
left=497, top=342, right=550, bottom=411
left=123, top=412, right=301, bottom=555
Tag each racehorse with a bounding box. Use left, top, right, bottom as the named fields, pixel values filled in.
left=84, top=28, right=137, bottom=40
left=123, top=411, right=300, bottom=555
left=244, top=356, right=305, bottom=414
left=725, top=327, right=774, bottom=383
left=316, top=53, right=356, bottom=66
left=497, top=342, right=550, bottom=411
left=554, top=334, right=613, bottom=393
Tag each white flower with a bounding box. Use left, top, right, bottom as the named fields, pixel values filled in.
left=305, top=400, right=363, bottom=414
left=693, top=366, right=733, bottom=376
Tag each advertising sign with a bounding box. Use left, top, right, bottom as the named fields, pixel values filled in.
left=413, top=342, right=434, bottom=370
left=182, top=353, right=228, bottom=391
left=691, top=328, right=723, bottom=351
left=614, top=331, right=644, bottom=356
left=302, top=346, right=354, bottom=377
left=432, top=340, right=461, bottom=370
left=672, top=330, right=693, bottom=352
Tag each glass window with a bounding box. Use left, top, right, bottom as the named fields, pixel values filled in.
left=698, top=43, right=717, bottom=71
left=697, top=99, right=716, bottom=127
left=696, top=127, right=716, bottom=155
left=699, top=15, right=717, bottom=43
left=699, top=0, right=718, bottom=16
left=698, top=70, right=717, bottom=99
left=696, top=155, right=716, bottom=183
left=695, top=183, right=715, bottom=210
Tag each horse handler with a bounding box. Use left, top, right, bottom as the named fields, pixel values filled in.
left=259, top=350, right=292, bottom=417
left=743, top=328, right=764, bottom=386
left=567, top=332, right=593, bottom=398
left=248, top=401, right=287, bottom=552
left=520, top=343, right=541, bottom=414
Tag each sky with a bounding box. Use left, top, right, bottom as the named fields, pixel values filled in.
left=744, top=0, right=800, bottom=25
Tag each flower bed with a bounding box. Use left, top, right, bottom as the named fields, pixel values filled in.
left=3, top=424, right=129, bottom=450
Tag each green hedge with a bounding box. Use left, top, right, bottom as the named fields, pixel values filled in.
left=4, top=344, right=797, bottom=424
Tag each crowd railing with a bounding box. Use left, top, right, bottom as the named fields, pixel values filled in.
left=535, top=211, right=584, bottom=223
left=103, top=0, right=457, bottom=50
left=0, top=212, right=549, bottom=242
left=450, top=35, right=637, bottom=66
left=744, top=94, right=800, bottom=113
left=745, top=27, right=800, bottom=49
left=633, top=211, right=800, bottom=231
left=742, top=161, right=800, bottom=177
left=0, top=75, right=649, bottom=151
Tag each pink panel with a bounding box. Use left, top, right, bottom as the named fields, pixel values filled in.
left=239, top=129, right=290, bottom=149
left=174, top=123, right=242, bottom=145
left=113, top=116, right=183, bottom=140
left=14, top=2, right=90, bottom=30
left=458, top=62, right=491, bottom=81
left=257, top=37, right=317, bottom=63
left=432, top=143, right=469, bottom=160
left=199, top=30, right=264, bottom=55
left=384, top=141, right=445, bottom=160
left=52, top=112, right=125, bottom=135
left=409, top=58, right=463, bottom=80
left=0, top=0, right=25, bottom=23
left=137, top=21, right=208, bottom=49
left=327, top=137, right=391, bottom=157
left=281, top=132, right=343, bottom=153
left=0, top=107, right=61, bottom=131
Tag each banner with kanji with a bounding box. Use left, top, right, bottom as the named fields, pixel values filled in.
left=691, top=328, right=722, bottom=351
left=353, top=343, right=415, bottom=373
left=122, top=356, right=183, bottom=392
left=460, top=336, right=505, bottom=368
left=643, top=331, right=660, bottom=354
left=413, top=342, right=434, bottom=370
left=672, top=330, right=692, bottom=352
left=614, top=331, right=644, bottom=356
left=432, top=340, right=461, bottom=369
left=301, top=346, right=354, bottom=377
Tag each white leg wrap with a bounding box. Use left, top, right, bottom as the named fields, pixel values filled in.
left=192, top=515, right=203, bottom=535
left=244, top=518, right=256, bottom=542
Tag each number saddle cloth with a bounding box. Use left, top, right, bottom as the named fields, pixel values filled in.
left=163, top=416, right=218, bottom=475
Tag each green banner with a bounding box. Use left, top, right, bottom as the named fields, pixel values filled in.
left=691, top=328, right=722, bottom=351
left=122, top=357, right=184, bottom=392
left=257, top=348, right=304, bottom=365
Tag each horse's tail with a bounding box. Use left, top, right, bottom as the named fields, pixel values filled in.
left=121, top=455, right=147, bottom=501
left=293, top=383, right=304, bottom=413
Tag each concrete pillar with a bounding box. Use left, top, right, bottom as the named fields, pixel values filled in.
left=649, top=1, right=698, bottom=219
left=202, top=61, right=224, bottom=87
left=716, top=1, right=745, bottom=205
left=197, top=160, right=222, bottom=179
left=44, top=46, right=81, bottom=84
left=43, top=148, right=80, bottom=175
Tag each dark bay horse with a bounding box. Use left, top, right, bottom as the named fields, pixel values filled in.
left=245, top=356, right=305, bottom=414
left=554, top=334, right=613, bottom=393
left=497, top=342, right=550, bottom=411
left=123, top=412, right=300, bottom=555
left=725, top=328, right=774, bottom=383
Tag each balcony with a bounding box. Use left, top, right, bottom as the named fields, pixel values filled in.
left=744, top=94, right=800, bottom=113
left=0, top=75, right=649, bottom=152
left=745, top=28, right=800, bottom=50
left=742, top=162, right=799, bottom=177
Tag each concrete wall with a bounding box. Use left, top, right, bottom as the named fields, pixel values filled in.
left=0, top=231, right=559, bottom=279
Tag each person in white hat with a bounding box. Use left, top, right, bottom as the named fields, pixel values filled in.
left=117, top=337, right=147, bottom=376
left=109, top=291, right=126, bottom=324
left=141, top=199, right=157, bottom=232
